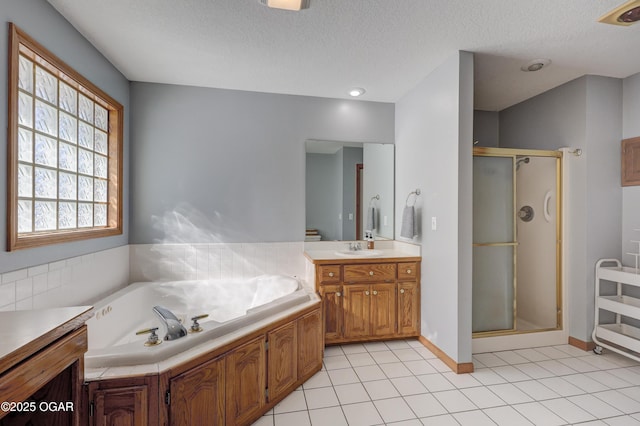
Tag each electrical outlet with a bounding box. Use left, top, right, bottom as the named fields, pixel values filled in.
left=431, top=217, right=437, bottom=230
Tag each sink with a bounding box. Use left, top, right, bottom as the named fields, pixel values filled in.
left=334, top=249, right=383, bottom=257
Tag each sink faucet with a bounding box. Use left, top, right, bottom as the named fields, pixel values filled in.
left=153, top=305, right=188, bottom=341
left=349, top=242, right=363, bottom=251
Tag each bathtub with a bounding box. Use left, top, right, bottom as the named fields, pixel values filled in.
left=85, top=275, right=312, bottom=368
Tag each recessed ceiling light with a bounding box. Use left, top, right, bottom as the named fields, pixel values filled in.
left=599, top=0, right=640, bottom=26
left=259, top=0, right=309, bottom=11
left=348, top=88, right=366, bottom=97
left=520, top=59, right=551, bottom=72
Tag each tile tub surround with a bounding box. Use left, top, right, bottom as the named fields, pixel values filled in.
left=254, top=340, right=640, bottom=426
left=0, top=242, right=310, bottom=312
left=0, top=246, right=129, bottom=312
left=129, top=242, right=308, bottom=284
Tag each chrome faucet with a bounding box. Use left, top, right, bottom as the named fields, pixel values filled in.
left=349, top=242, right=363, bottom=251
left=153, top=305, right=188, bottom=341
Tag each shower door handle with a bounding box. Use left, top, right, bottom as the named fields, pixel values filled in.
left=543, top=191, right=553, bottom=222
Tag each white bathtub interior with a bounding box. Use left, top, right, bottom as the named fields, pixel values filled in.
left=85, top=274, right=312, bottom=368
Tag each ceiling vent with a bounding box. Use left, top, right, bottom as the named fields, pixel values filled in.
left=259, top=0, right=310, bottom=11
left=599, top=0, right=640, bottom=26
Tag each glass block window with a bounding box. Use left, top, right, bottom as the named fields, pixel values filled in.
left=7, top=24, right=123, bottom=251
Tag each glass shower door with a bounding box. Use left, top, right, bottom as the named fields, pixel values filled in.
left=472, top=156, right=516, bottom=333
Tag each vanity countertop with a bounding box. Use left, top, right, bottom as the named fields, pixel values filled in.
left=304, top=248, right=421, bottom=264
left=0, top=306, right=93, bottom=375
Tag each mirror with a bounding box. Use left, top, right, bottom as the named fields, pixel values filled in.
left=305, top=140, right=394, bottom=241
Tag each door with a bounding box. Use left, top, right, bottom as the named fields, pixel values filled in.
left=397, top=281, right=420, bottom=336
left=170, top=357, right=225, bottom=426
left=320, top=285, right=343, bottom=342
left=267, top=322, right=297, bottom=401
left=343, top=285, right=371, bottom=338
left=92, top=386, right=149, bottom=426
left=225, top=336, right=266, bottom=425
left=472, top=155, right=516, bottom=333
left=297, top=309, right=324, bottom=378
left=370, top=283, right=395, bottom=336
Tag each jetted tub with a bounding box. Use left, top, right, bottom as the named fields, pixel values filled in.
left=85, top=275, right=312, bottom=368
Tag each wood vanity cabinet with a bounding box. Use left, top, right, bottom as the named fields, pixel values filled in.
left=315, top=259, right=420, bottom=344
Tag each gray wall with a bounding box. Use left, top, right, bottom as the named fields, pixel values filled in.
left=623, top=72, right=640, bottom=259
left=395, top=51, right=474, bottom=363
left=0, top=0, right=130, bottom=273
left=363, top=144, right=394, bottom=239
left=130, top=82, right=394, bottom=244
left=341, top=147, right=363, bottom=241
left=473, top=110, right=499, bottom=147
left=499, top=75, right=623, bottom=342
left=306, top=153, right=341, bottom=241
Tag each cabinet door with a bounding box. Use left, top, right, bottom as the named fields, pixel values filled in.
left=320, top=285, right=343, bottom=342
left=297, top=308, right=323, bottom=378
left=93, top=386, right=148, bottom=426
left=370, top=283, right=396, bottom=337
left=268, top=322, right=297, bottom=401
left=398, top=282, right=420, bottom=336
left=225, top=336, right=266, bottom=426
left=169, top=356, right=225, bottom=426
left=343, top=284, right=371, bottom=338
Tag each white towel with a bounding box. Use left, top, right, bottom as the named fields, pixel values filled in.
left=366, top=206, right=376, bottom=231
left=400, top=205, right=415, bottom=238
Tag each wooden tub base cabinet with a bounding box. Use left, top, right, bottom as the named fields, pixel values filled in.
left=85, top=303, right=323, bottom=426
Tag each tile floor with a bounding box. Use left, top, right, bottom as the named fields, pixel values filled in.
left=253, top=339, right=640, bottom=425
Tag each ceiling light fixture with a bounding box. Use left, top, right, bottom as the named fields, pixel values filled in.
left=348, top=88, right=366, bottom=97
left=599, top=0, right=640, bottom=25
left=520, top=59, right=551, bottom=72
left=259, top=0, right=309, bottom=11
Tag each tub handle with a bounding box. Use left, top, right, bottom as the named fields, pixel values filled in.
left=190, top=314, right=209, bottom=333
left=135, top=327, right=161, bottom=346
left=136, top=327, right=159, bottom=335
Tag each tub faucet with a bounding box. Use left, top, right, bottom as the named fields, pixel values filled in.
left=152, top=305, right=188, bottom=341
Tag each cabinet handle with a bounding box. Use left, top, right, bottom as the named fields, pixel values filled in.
left=336, top=292, right=341, bottom=297
left=406, top=269, right=412, bottom=274
left=369, top=271, right=374, bottom=276
left=365, top=290, right=370, bottom=296
left=400, top=288, right=405, bottom=294
left=328, top=272, right=334, bottom=277
left=373, top=290, right=378, bottom=295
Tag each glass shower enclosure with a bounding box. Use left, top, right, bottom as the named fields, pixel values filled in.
left=472, top=147, right=562, bottom=336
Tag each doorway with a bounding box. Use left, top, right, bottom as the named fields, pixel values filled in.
left=472, top=147, right=562, bottom=337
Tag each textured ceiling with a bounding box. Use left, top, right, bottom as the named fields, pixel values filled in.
left=47, top=0, right=640, bottom=111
